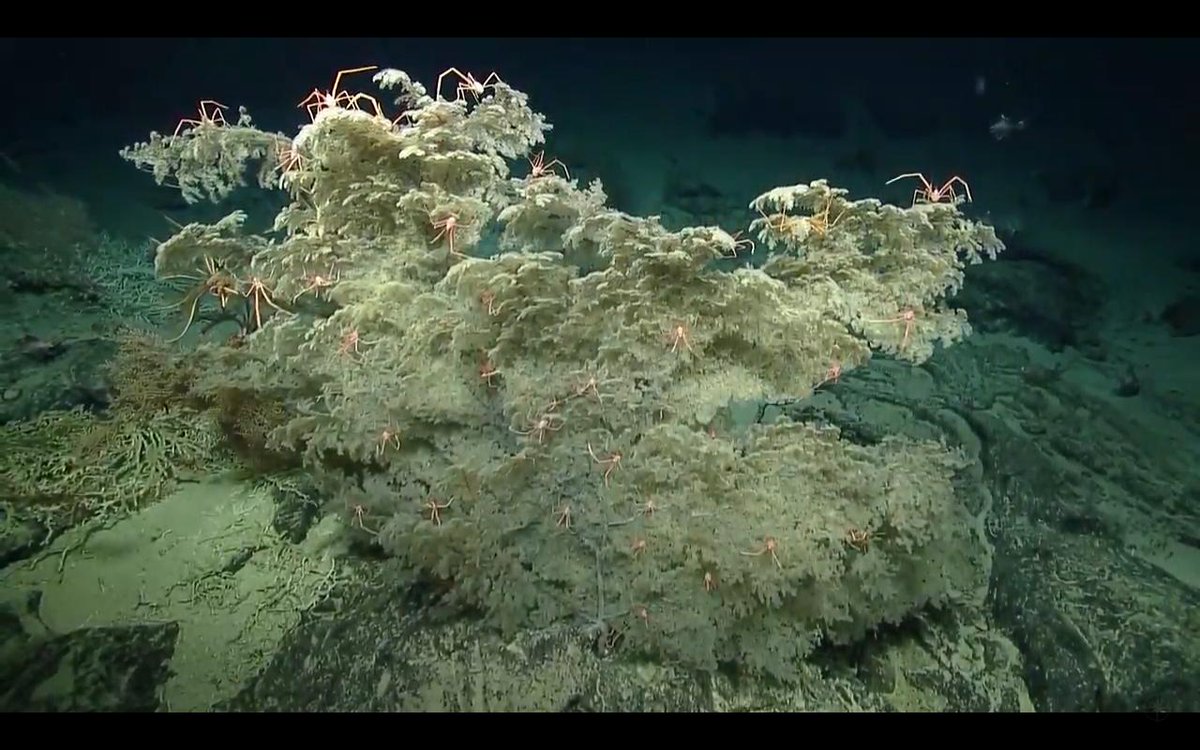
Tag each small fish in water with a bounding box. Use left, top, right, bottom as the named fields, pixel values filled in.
left=989, top=114, right=1027, bottom=140
left=974, top=74, right=987, bottom=96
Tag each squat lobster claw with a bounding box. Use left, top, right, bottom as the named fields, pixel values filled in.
left=886, top=172, right=972, bottom=206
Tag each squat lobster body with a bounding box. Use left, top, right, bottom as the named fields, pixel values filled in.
left=886, top=172, right=973, bottom=206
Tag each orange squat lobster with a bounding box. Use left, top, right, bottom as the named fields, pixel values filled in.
left=173, top=100, right=228, bottom=136
left=886, top=172, right=972, bottom=206
left=299, top=65, right=383, bottom=120
left=436, top=67, right=502, bottom=103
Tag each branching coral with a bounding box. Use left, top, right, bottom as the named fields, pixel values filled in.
left=0, top=331, right=222, bottom=533
left=119, top=67, right=1002, bottom=681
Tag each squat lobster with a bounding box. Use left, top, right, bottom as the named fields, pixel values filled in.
left=240, top=275, right=287, bottom=331
left=588, top=443, right=623, bottom=487
left=299, top=65, right=383, bottom=121
left=173, top=100, right=228, bottom=137
left=160, top=256, right=240, bottom=342
left=510, top=405, right=565, bottom=444
left=436, top=67, right=502, bottom=103
left=886, top=172, right=972, bottom=206
left=431, top=213, right=467, bottom=258
left=527, top=150, right=570, bottom=180
left=862, top=307, right=919, bottom=351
